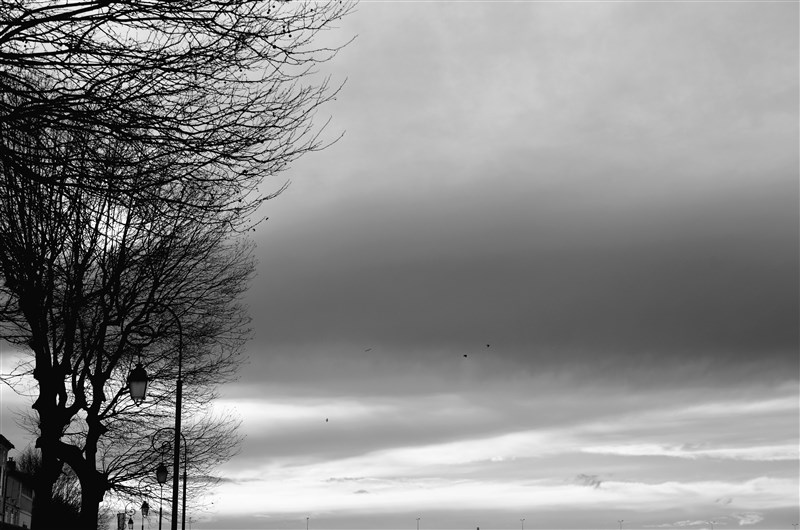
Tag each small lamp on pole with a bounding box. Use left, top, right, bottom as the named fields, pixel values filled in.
left=156, top=463, right=168, bottom=530
left=141, top=501, right=150, bottom=530
left=128, top=362, right=149, bottom=404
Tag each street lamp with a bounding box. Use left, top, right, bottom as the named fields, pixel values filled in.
left=521, top=519, right=525, bottom=530
left=152, top=428, right=188, bottom=530
left=127, top=304, right=185, bottom=530
left=709, top=521, right=716, bottom=530
left=156, top=462, right=168, bottom=530
left=124, top=505, right=136, bottom=530
left=141, top=501, right=150, bottom=530
left=619, top=520, right=624, bottom=530
left=417, top=518, right=420, bottom=530
left=306, top=517, right=310, bottom=530
left=128, top=362, right=149, bottom=404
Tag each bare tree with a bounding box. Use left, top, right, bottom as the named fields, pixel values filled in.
left=0, top=2, right=352, bottom=528
left=0, top=0, right=353, bottom=227
left=16, top=445, right=85, bottom=528
left=0, top=110, right=250, bottom=527
left=17, top=445, right=117, bottom=530
left=103, top=414, right=243, bottom=523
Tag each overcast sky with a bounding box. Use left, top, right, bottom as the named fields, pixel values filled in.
left=196, top=2, right=799, bottom=529
left=1, top=1, right=798, bottom=530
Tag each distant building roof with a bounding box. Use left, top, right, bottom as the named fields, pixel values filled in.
left=0, top=433, right=15, bottom=450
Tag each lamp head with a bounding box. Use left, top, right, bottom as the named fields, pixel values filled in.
left=156, top=462, right=168, bottom=485
left=127, top=363, right=148, bottom=404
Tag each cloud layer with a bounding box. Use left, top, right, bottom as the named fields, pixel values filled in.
left=201, top=4, right=800, bottom=527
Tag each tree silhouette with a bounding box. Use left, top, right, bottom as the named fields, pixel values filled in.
left=0, top=2, right=352, bottom=527
left=16, top=445, right=113, bottom=530
left=0, top=0, right=352, bottom=229
left=0, top=111, right=255, bottom=527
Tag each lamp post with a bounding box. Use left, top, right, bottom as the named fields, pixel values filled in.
left=141, top=501, right=150, bottom=530
left=156, top=462, right=168, bottom=530
left=709, top=521, right=716, bottom=530
left=127, top=304, right=185, bottom=530
left=417, top=518, right=420, bottom=530
left=307, top=517, right=310, bottom=530
left=521, top=519, right=525, bottom=530
left=618, top=520, right=624, bottom=530
left=152, top=428, right=188, bottom=530
left=124, top=504, right=136, bottom=530
left=164, top=310, right=185, bottom=530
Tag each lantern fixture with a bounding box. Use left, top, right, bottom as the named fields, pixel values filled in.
left=156, top=462, right=168, bottom=485
left=128, top=362, right=148, bottom=404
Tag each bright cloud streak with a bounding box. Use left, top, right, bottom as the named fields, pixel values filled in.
left=581, top=444, right=798, bottom=461
left=218, top=398, right=396, bottom=426
left=209, top=475, right=798, bottom=518
left=206, top=388, right=798, bottom=525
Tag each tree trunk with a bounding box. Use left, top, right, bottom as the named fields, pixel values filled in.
left=30, top=362, right=64, bottom=530
left=75, top=442, right=108, bottom=529
left=29, top=445, right=60, bottom=529
left=77, top=481, right=103, bottom=530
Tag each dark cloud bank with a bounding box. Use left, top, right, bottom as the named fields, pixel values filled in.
left=250, top=172, right=798, bottom=385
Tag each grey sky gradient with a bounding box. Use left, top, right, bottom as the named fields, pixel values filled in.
left=215, top=3, right=800, bottom=528
left=245, top=0, right=798, bottom=384
left=195, top=3, right=800, bottom=528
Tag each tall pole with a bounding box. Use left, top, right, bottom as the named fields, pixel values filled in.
left=136, top=303, right=184, bottom=530
left=618, top=520, right=624, bottom=530
left=159, top=483, right=164, bottom=530
left=306, top=517, right=310, bottom=530
left=181, top=436, right=188, bottom=530
left=169, top=310, right=184, bottom=530
left=521, top=519, right=525, bottom=530
left=417, top=518, right=420, bottom=530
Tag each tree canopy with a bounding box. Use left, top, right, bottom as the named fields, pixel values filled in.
left=0, top=1, right=353, bottom=528
left=0, top=0, right=352, bottom=228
